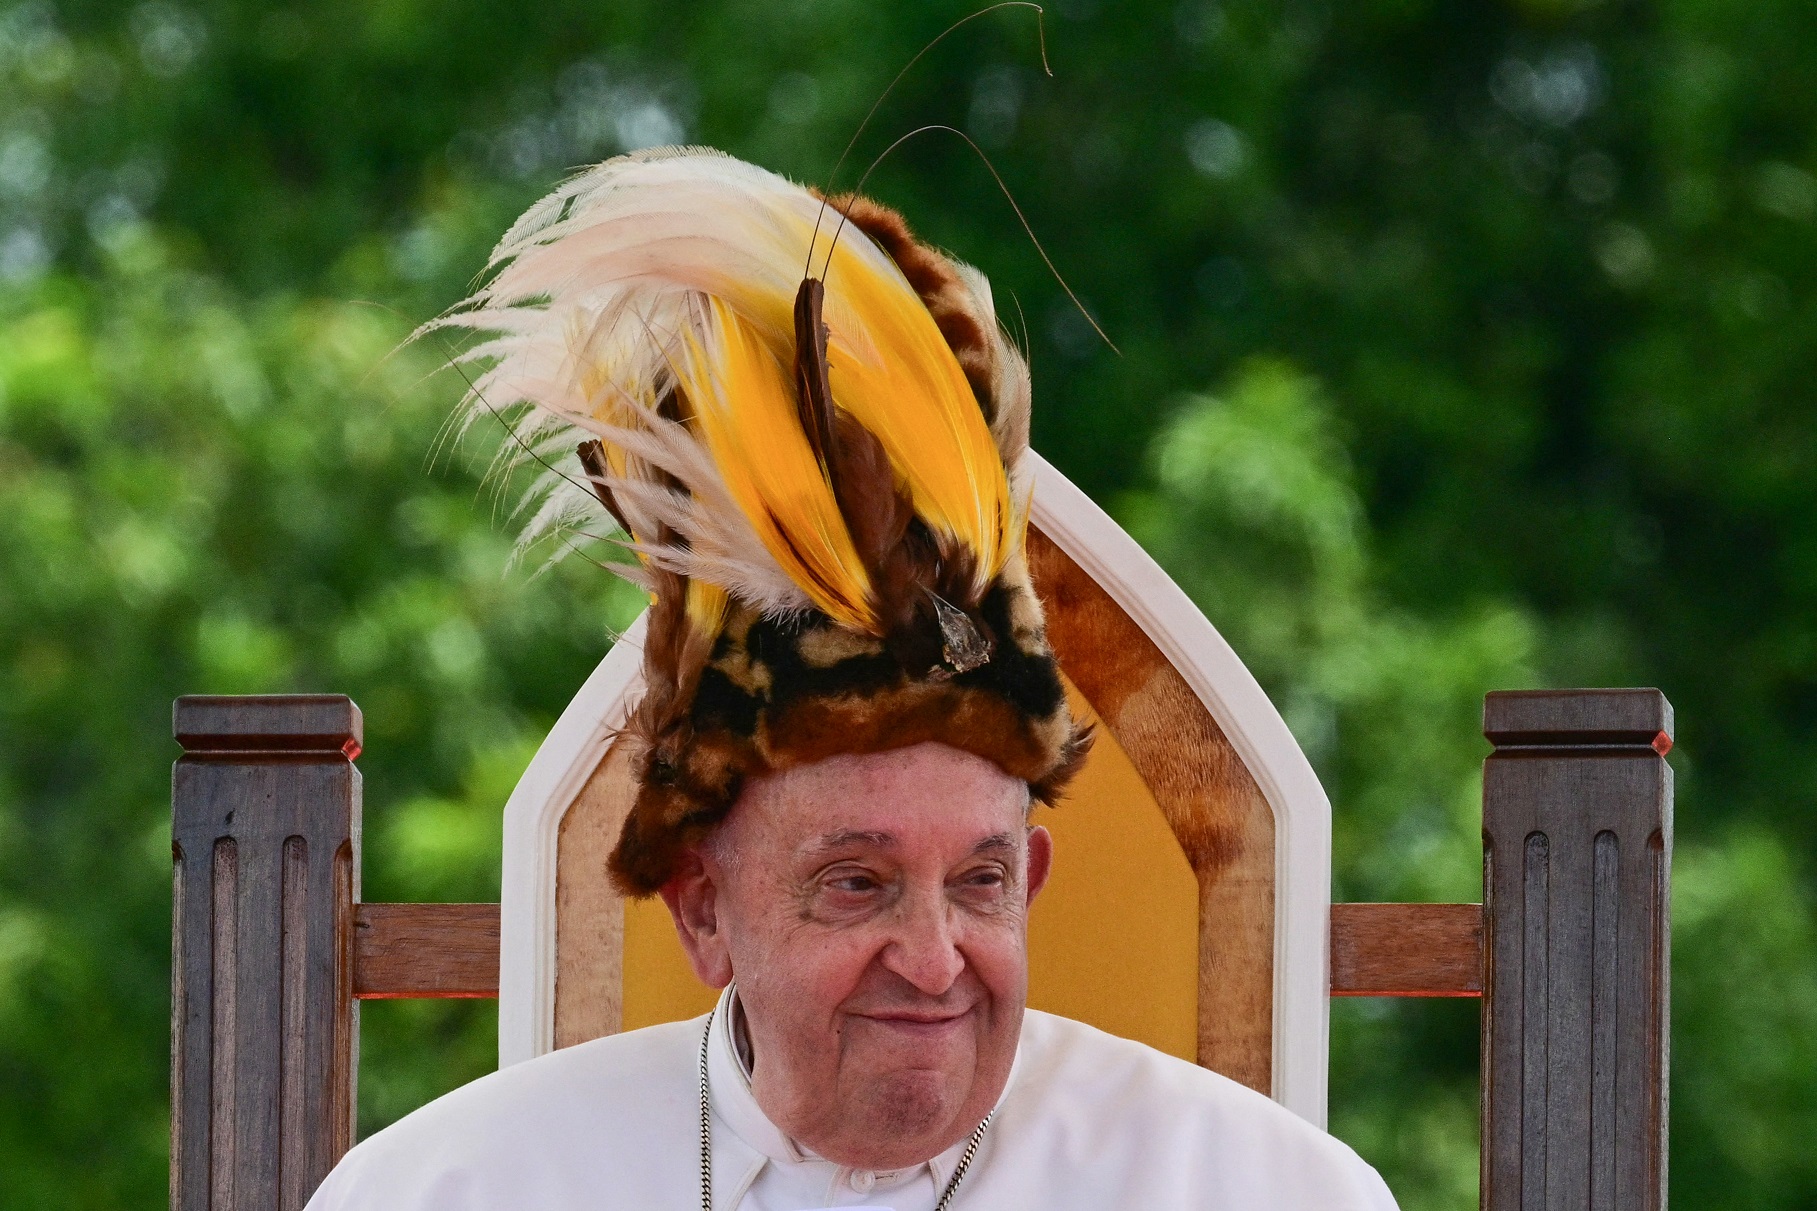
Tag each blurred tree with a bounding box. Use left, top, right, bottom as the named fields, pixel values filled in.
left=1121, top=362, right=1533, bottom=1209
left=3, top=0, right=1816, bottom=1207
left=0, top=229, right=643, bottom=1204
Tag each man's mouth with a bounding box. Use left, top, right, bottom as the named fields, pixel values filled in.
left=852, top=1006, right=974, bottom=1036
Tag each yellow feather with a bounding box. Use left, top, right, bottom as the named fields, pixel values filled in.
left=678, top=296, right=877, bottom=632
left=817, top=231, right=1013, bottom=595
left=685, top=579, right=728, bottom=636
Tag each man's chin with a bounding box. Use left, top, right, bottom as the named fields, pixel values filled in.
left=813, top=1071, right=970, bottom=1168
left=796, top=1045, right=1014, bottom=1169
left=871, top=1069, right=953, bottom=1128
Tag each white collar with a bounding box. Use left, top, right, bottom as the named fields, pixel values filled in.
left=705, top=985, right=1019, bottom=1192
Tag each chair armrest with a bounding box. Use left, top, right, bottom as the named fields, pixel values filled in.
left=1329, top=903, right=1482, bottom=996
left=354, top=903, right=500, bottom=999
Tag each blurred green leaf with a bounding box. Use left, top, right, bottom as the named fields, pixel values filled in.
left=5, top=0, right=1817, bottom=1206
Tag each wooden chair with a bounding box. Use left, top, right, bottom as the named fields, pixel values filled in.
left=170, top=454, right=1673, bottom=1210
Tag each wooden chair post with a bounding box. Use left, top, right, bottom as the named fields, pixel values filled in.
left=1481, top=689, right=1673, bottom=1211
left=171, top=695, right=363, bottom=1211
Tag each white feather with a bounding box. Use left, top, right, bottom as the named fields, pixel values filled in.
left=952, top=261, right=1032, bottom=466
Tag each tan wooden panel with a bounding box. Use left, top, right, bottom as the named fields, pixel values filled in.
left=552, top=741, right=637, bottom=1047
left=1025, top=681, right=1199, bottom=1061
left=1027, top=528, right=1276, bottom=1093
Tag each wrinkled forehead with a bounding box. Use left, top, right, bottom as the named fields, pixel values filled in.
left=727, top=741, right=1033, bottom=854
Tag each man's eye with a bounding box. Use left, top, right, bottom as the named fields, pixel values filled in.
left=827, top=873, right=879, bottom=893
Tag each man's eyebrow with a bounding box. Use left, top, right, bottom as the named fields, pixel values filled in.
left=803, top=829, right=894, bottom=857
left=799, top=830, right=1019, bottom=859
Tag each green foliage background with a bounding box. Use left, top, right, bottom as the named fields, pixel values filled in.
left=3, top=0, right=1815, bottom=1206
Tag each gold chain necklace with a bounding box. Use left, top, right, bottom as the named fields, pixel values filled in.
left=697, top=1005, right=994, bottom=1211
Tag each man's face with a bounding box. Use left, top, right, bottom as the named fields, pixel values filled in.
left=662, top=741, right=1051, bottom=1170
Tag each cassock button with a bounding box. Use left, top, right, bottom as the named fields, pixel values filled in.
left=849, top=1170, right=876, bottom=1193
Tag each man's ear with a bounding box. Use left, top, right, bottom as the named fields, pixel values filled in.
left=659, top=848, right=734, bottom=988
left=1024, top=824, right=1054, bottom=905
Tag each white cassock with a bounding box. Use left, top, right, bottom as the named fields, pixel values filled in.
left=308, top=987, right=1397, bottom=1210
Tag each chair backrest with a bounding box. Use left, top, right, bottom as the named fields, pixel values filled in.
left=168, top=601, right=1676, bottom=1209
left=495, top=453, right=1336, bottom=1124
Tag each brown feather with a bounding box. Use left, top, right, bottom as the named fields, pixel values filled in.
left=827, top=410, right=916, bottom=619
left=791, top=278, right=839, bottom=474
left=794, top=271, right=925, bottom=631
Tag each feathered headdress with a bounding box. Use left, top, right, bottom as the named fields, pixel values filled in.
left=429, top=147, right=1090, bottom=894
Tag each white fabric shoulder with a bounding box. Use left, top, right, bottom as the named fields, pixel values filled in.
left=305, top=1009, right=1399, bottom=1211
left=305, top=1016, right=706, bottom=1211
left=983, top=1011, right=1399, bottom=1211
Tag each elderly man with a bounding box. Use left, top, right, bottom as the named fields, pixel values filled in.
left=308, top=149, right=1397, bottom=1211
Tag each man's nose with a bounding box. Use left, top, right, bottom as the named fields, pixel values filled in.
left=879, top=893, right=965, bottom=995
